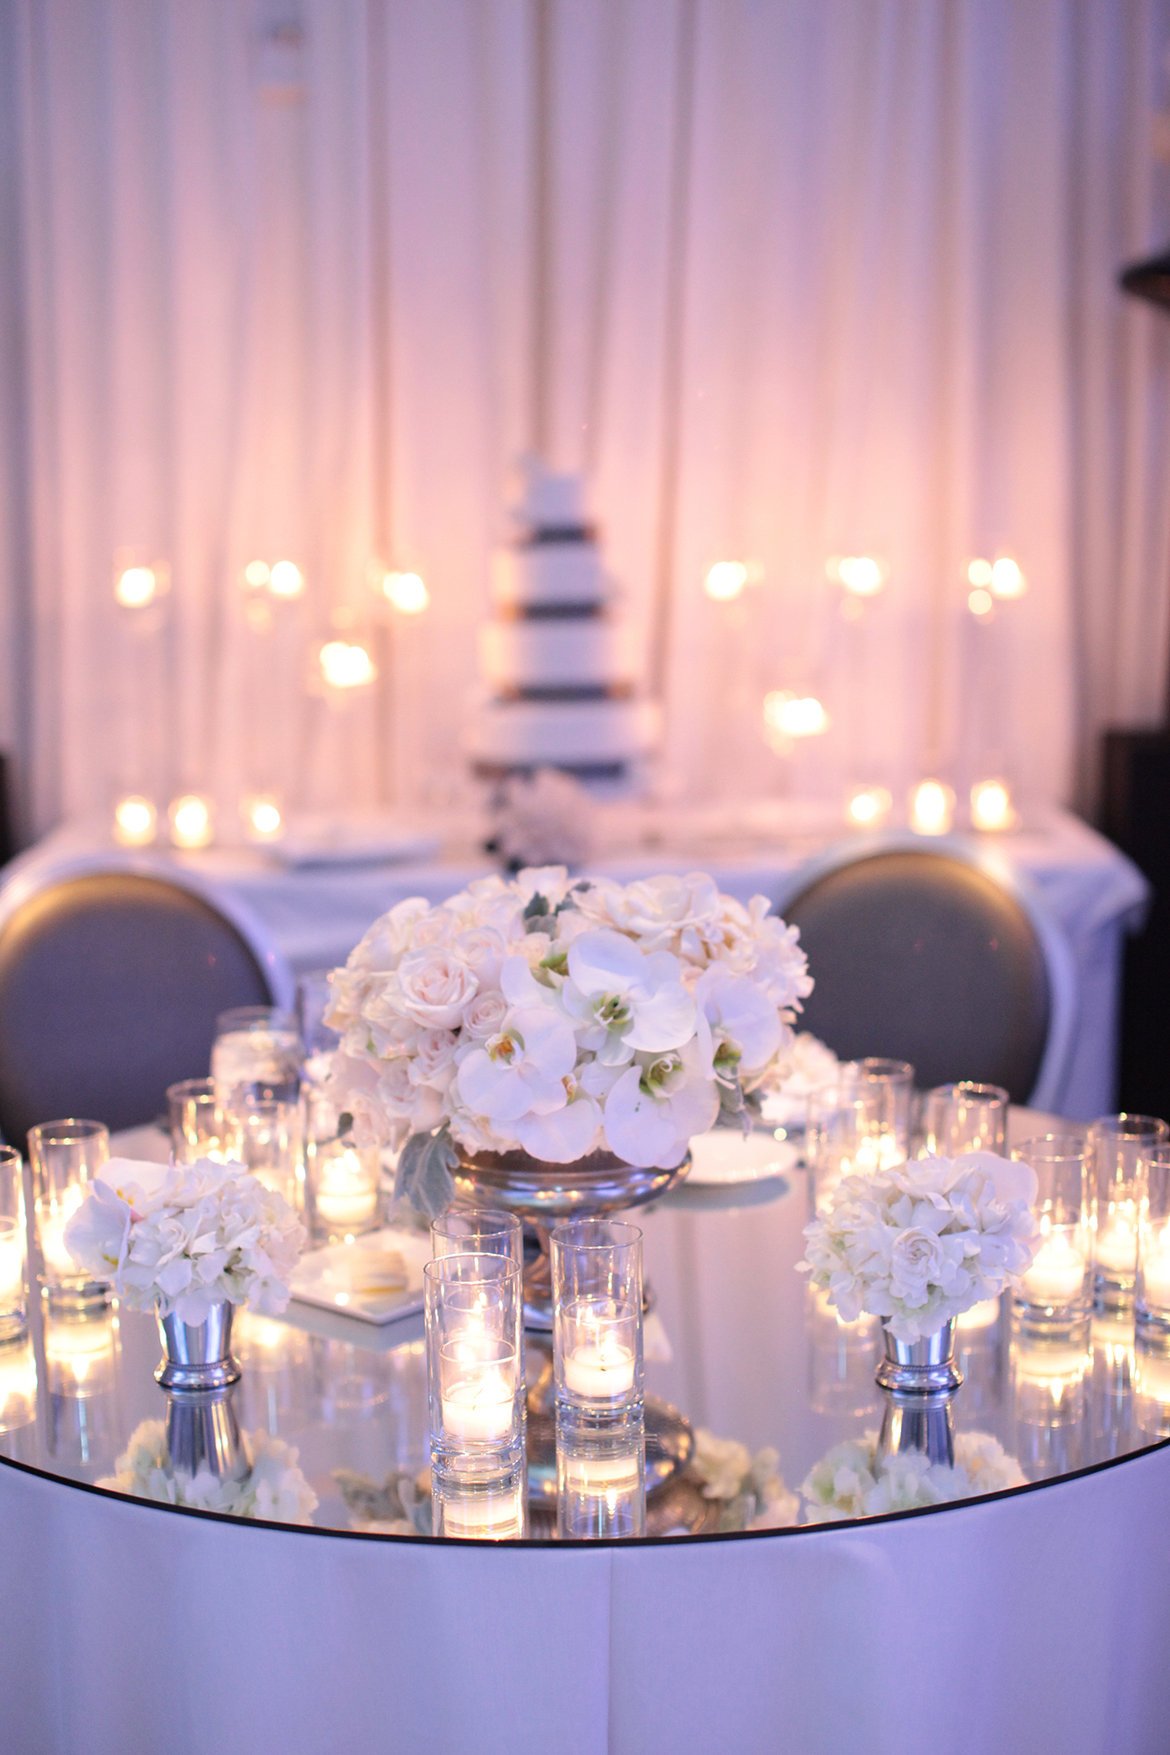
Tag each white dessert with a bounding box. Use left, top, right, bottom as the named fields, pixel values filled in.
left=480, top=618, right=640, bottom=692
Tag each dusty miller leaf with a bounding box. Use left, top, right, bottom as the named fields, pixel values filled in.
left=394, top=1126, right=458, bottom=1219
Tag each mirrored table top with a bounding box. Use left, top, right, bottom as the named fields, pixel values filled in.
left=2, top=1117, right=1168, bottom=1544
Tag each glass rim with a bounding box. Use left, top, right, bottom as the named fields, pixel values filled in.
left=0, top=1144, right=22, bottom=1166
left=924, top=1081, right=1008, bottom=1104
left=422, top=1252, right=521, bottom=1287
left=27, top=1118, right=109, bottom=1145
left=550, top=1217, right=643, bottom=1251
left=214, top=1006, right=299, bottom=1032
left=1087, top=1113, right=1170, bottom=1141
left=431, top=1206, right=522, bottom=1236
left=1012, top=1133, right=1087, bottom=1162
left=167, top=1077, right=217, bottom=1101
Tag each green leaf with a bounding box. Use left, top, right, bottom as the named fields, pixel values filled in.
left=394, top=1126, right=458, bottom=1219
left=522, top=893, right=551, bottom=923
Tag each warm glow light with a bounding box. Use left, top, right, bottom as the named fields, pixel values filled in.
left=112, top=795, right=157, bottom=847
left=704, top=561, right=748, bottom=603
left=966, top=559, right=994, bottom=588
left=846, top=785, right=893, bottom=828
left=168, top=793, right=214, bottom=849
left=910, top=779, right=955, bottom=836
left=763, top=691, right=830, bottom=742
left=968, top=587, right=995, bottom=619
left=990, top=556, right=1025, bottom=600
left=243, top=560, right=272, bottom=589
left=381, top=570, right=430, bottom=615
left=268, top=559, right=305, bottom=600
left=115, top=566, right=158, bottom=609
left=970, top=778, right=1016, bottom=832
left=244, top=794, right=283, bottom=841
left=830, top=555, right=886, bottom=597
left=319, top=640, right=377, bottom=690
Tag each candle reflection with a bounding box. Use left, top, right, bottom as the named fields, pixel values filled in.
left=557, top=1419, right=646, bottom=1539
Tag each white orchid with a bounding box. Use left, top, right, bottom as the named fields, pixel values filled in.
left=455, top=1005, right=578, bottom=1125
left=603, top=1042, right=720, bottom=1168
left=694, top=965, right=787, bottom=1085
left=560, top=930, right=695, bottom=1065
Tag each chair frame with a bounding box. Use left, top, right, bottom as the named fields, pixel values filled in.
left=772, top=831, right=1079, bottom=1115
left=0, top=845, right=296, bottom=1013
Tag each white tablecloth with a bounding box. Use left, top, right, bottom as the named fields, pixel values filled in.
left=2, top=1442, right=1168, bottom=1755
left=15, top=808, right=1148, bottom=1120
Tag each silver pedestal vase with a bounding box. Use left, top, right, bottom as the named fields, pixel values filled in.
left=876, top=1388, right=956, bottom=1470
left=163, top=1384, right=250, bottom=1485
left=450, top=1145, right=695, bottom=1501
left=155, top=1301, right=241, bottom=1392
left=874, top=1318, right=963, bottom=1395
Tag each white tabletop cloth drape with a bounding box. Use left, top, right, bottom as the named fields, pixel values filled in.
left=2, top=1442, right=1168, bottom=1755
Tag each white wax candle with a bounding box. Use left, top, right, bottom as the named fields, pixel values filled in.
left=562, top=1450, right=642, bottom=1494
left=441, top=1368, right=516, bottom=1443
left=563, top=1339, right=636, bottom=1400
left=850, top=1133, right=904, bottom=1174
left=442, top=1486, right=524, bottom=1540
left=0, top=1224, right=25, bottom=1306
left=1021, top=1233, right=1087, bottom=1307
left=315, top=1154, right=378, bottom=1232
left=1096, top=1204, right=1138, bottom=1276
left=39, top=1186, right=85, bottom=1279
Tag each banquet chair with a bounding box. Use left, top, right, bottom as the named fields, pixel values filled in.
left=774, top=837, right=1077, bottom=1110
left=0, top=851, right=294, bottom=1144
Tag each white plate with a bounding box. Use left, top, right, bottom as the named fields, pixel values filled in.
left=271, top=816, right=441, bottom=869
left=290, top=1226, right=432, bottom=1325
left=684, top=1130, right=800, bottom=1188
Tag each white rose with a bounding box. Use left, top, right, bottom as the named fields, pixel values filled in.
left=347, top=898, right=430, bottom=973
left=391, top=948, right=479, bottom=1029
left=958, top=1151, right=1039, bottom=1212
left=408, top=1028, right=459, bottom=1092
left=581, top=873, right=723, bottom=960
left=463, top=991, right=510, bottom=1040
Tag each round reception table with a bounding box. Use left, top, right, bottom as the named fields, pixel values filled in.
left=1, top=1119, right=1169, bottom=1755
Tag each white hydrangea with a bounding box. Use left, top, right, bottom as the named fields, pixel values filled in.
left=325, top=867, right=811, bottom=1174
left=64, top=1157, right=305, bottom=1326
left=801, top=1430, right=1026, bottom=1523
left=800, top=1152, right=1040, bottom=1342
left=99, top=1419, right=317, bottom=1524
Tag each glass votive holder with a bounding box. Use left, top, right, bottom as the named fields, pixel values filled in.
left=224, top=1089, right=304, bottom=1208
left=305, top=1136, right=381, bottom=1242
left=0, top=1340, right=37, bottom=1432
left=556, top=1415, right=646, bottom=1539
left=44, top=1306, right=120, bottom=1400
left=1012, top=1135, right=1092, bottom=1326
left=297, top=971, right=340, bottom=1143
left=920, top=1082, right=1008, bottom=1157
left=1137, top=1145, right=1170, bottom=1340
left=0, top=1147, right=28, bottom=1343
left=211, top=1005, right=302, bottom=1105
left=1134, top=1338, right=1170, bottom=1437
left=806, top=1080, right=909, bottom=1214
left=806, top=1282, right=880, bottom=1417
left=431, top=1207, right=524, bottom=1273
left=28, top=1118, right=111, bottom=1310
left=167, top=1077, right=235, bottom=1165
left=432, top=1467, right=527, bottom=1540
left=424, top=1252, right=524, bottom=1481
left=1089, top=1113, right=1168, bottom=1306
left=551, top=1218, right=644, bottom=1422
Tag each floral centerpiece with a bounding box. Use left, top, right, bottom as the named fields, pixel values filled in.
left=801, top=1429, right=1025, bottom=1523
left=326, top=866, right=811, bottom=1210
left=800, top=1151, right=1039, bottom=1344
left=100, top=1418, right=318, bottom=1524
left=65, top=1156, right=305, bottom=1326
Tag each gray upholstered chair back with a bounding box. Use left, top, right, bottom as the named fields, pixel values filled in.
left=778, top=844, right=1074, bottom=1107
left=0, top=865, right=292, bottom=1144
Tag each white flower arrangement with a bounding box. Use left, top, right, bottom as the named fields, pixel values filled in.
left=326, top=866, right=811, bottom=1204
left=99, top=1419, right=318, bottom=1524
left=691, top=1428, right=799, bottom=1532
left=801, top=1430, right=1026, bottom=1523
left=486, top=767, right=597, bottom=871
left=64, top=1156, right=306, bottom=1327
left=800, top=1151, right=1039, bottom=1343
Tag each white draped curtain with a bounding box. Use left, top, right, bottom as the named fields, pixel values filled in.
left=0, top=0, right=1168, bottom=839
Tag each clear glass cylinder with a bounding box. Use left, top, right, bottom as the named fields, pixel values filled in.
left=1089, top=1113, right=1168, bottom=1305
left=919, top=1082, right=1008, bottom=1157
left=1137, top=1145, right=1170, bottom=1339
left=1012, top=1134, right=1092, bottom=1326
left=28, top=1119, right=111, bottom=1309
left=0, top=1147, right=28, bottom=1342
left=806, top=1073, right=911, bottom=1214
left=551, top=1218, right=644, bottom=1421
left=432, top=1468, right=527, bottom=1540
left=167, top=1077, right=234, bottom=1165
left=296, top=972, right=340, bottom=1143
left=211, top=1006, right=302, bottom=1105
left=223, top=1089, right=304, bottom=1209
left=431, top=1207, right=523, bottom=1273
left=556, top=1416, right=646, bottom=1538
left=305, top=1136, right=381, bottom=1242
left=424, top=1252, right=524, bottom=1480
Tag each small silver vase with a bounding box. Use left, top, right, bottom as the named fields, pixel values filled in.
left=877, top=1391, right=956, bottom=1469
left=155, top=1301, right=241, bottom=1392
left=874, top=1317, right=963, bottom=1395
left=164, top=1386, right=250, bottom=1484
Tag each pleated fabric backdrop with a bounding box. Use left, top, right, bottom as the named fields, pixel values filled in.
left=0, top=0, right=1168, bottom=835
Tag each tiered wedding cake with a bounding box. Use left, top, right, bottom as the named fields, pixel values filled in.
left=467, top=466, right=659, bottom=796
